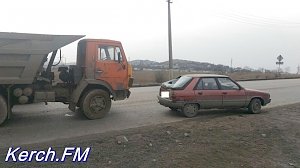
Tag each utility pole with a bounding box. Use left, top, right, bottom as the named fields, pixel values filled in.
left=167, top=0, right=173, bottom=79
left=230, top=58, right=233, bottom=73
left=297, top=65, right=300, bottom=74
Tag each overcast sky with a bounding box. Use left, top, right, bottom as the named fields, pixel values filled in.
left=1, top=0, right=300, bottom=72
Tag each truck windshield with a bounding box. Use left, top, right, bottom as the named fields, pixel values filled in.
left=172, top=76, right=192, bottom=89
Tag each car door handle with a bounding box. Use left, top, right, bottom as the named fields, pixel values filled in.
left=222, top=92, right=227, bottom=95
left=198, top=92, right=203, bottom=95
left=96, top=70, right=103, bottom=73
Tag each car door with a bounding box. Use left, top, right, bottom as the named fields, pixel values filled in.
left=216, top=77, right=247, bottom=108
left=194, top=78, right=223, bottom=108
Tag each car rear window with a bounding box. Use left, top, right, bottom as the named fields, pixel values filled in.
left=172, top=76, right=192, bottom=89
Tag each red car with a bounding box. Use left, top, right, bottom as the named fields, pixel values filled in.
left=158, top=74, right=271, bottom=117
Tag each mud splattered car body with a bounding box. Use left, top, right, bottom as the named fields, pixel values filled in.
left=158, top=74, right=271, bottom=117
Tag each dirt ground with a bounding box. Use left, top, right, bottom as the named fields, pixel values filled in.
left=0, top=103, right=299, bottom=168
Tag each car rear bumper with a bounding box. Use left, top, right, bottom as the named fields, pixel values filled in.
left=157, top=96, right=184, bottom=108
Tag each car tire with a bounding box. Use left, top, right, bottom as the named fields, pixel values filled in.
left=182, top=103, right=199, bottom=118
left=81, top=89, right=111, bottom=120
left=0, top=96, right=8, bottom=126
left=248, top=98, right=262, bottom=114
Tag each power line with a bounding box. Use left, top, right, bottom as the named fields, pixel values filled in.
left=217, top=11, right=300, bottom=28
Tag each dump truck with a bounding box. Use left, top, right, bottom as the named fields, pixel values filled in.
left=0, top=32, right=133, bottom=125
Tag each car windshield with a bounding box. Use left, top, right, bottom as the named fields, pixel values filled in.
left=172, top=76, right=192, bottom=89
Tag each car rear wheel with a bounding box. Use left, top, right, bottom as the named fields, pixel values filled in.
left=182, top=103, right=199, bottom=118
left=248, top=98, right=262, bottom=114
left=0, top=96, right=8, bottom=126
left=81, top=89, right=111, bottom=120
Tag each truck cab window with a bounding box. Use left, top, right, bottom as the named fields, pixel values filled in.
left=98, top=46, right=122, bottom=62
left=115, top=47, right=122, bottom=62
left=98, top=46, right=114, bottom=60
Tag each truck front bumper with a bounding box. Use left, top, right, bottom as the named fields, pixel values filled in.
left=128, top=77, right=134, bottom=88
left=127, top=90, right=131, bottom=98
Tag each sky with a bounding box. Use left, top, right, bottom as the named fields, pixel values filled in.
left=1, top=0, right=300, bottom=73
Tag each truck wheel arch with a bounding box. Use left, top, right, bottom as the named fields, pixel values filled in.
left=72, top=80, right=115, bottom=106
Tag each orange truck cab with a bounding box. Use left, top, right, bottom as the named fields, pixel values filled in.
left=68, top=39, right=134, bottom=118
left=76, top=39, right=133, bottom=98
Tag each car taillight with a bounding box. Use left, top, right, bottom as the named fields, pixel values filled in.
left=170, top=90, right=175, bottom=100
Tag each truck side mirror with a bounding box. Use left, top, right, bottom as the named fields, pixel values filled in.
left=117, top=52, right=125, bottom=69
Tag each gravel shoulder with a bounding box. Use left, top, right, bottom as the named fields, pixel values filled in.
left=1, top=103, right=300, bottom=168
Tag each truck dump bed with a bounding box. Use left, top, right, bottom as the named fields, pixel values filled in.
left=0, top=32, right=84, bottom=84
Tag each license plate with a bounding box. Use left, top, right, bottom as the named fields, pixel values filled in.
left=161, top=91, right=169, bottom=98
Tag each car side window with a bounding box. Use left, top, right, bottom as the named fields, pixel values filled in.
left=217, top=77, right=240, bottom=90
left=196, top=78, right=219, bottom=90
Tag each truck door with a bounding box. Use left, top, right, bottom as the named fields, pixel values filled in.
left=95, top=45, right=128, bottom=90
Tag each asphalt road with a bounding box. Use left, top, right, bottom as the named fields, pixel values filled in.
left=0, top=78, right=300, bottom=147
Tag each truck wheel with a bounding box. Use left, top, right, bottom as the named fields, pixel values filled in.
left=182, top=103, right=199, bottom=118
left=248, top=98, right=262, bottom=114
left=81, top=89, right=111, bottom=120
left=0, top=96, right=8, bottom=126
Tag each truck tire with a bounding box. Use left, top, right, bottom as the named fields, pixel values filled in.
left=0, top=96, right=8, bottom=126
left=81, top=89, right=111, bottom=120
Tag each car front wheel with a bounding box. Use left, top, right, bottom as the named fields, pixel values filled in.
left=248, top=98, right=262, bottom=114
left=182, top=103, right=199, bottom=118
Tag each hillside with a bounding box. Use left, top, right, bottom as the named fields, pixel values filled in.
left=130, top=59, right=248, bottom=73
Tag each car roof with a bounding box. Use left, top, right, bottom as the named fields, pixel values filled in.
left=183, top=74, right=229, bottom=78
